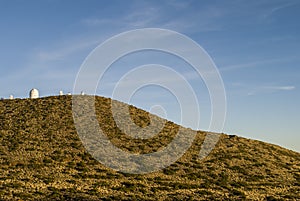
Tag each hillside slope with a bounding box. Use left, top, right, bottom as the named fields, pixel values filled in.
left=0, top=96, right=299, bottom=200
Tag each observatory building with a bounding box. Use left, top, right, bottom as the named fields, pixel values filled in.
left=29, top=88, right=39, bottom=99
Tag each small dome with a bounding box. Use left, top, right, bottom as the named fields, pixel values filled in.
left=29, top=88, right=39, bottom=99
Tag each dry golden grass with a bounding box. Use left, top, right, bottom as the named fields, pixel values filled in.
left=0, top=95, right=299, bottom=200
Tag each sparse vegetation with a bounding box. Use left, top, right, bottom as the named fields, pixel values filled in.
left=0, top=95, right=299, bottom=200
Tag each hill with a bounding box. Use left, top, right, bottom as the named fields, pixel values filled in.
left=0, top=96, right=299, bottom=200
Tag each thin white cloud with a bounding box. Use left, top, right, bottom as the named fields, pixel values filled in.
left=80, top=18, right=115, bottom=26
left=220, top=56, right=299, bottom=72
left=11, top=36, right=103, bottom=83
left=265, top=86, right=295, bottom=91
left=81, top=6, right=160, bottom=29
left=80, top=1, right=227, bottom=34
left=35, top=38, right=100, bottom=62
left=262, top=0, right=299, bottom=19
left=3, top=35, right=108, bottom=98
left=165, top=1, right=190, bottom=10
left=247, top=85, right=296, bottom=96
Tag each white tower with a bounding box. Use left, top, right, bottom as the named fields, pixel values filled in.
left=29, top=89, right=39, bottom=99
left=9, top=95, right=14, bottom=100
left=59, top=90, right=63, bottom=96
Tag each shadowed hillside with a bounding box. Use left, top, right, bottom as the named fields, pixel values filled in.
left=0, top=96, right=299, bottom=200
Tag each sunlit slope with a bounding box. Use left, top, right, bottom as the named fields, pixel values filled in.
left=0, top=96, right=299, bottom=200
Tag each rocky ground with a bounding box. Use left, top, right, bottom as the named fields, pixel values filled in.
left=0, top=96, right=299, bottom=200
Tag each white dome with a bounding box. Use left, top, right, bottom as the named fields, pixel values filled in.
left=29, top=88, right=39, bottom=99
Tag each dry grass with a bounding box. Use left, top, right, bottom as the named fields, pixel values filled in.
left=0, top=95, right=299, bottom=200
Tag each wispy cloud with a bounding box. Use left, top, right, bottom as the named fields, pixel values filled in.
left=265, top=86, right=295, bottom=91
left=80, top=1, right=227, bottom=33
left=35, top=38, right=101, bottom=63
left=261, top=0, right=300, bottom=19
left=76, top=0, right=291, bottom=35
left=165, top=0, right=191, bottom=10
left=220, top=56, right=299, bottom=72
left=247, top=85, right=296, bottom=96
left=80, top=18, right=115, bottom=26
left=2, top=35, right=107, bottom=98
left=81, top=6, right=160, bottom=29
left=15, top=36, right=103, bottom=81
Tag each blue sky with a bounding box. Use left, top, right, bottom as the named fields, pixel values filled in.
left=0, top=0, right=299, bottom=152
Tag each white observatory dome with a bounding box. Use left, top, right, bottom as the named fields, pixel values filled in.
left=29, top=88, right=39, bottom=99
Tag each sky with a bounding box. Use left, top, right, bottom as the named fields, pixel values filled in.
left=0, top=0, right=299, bottom=152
